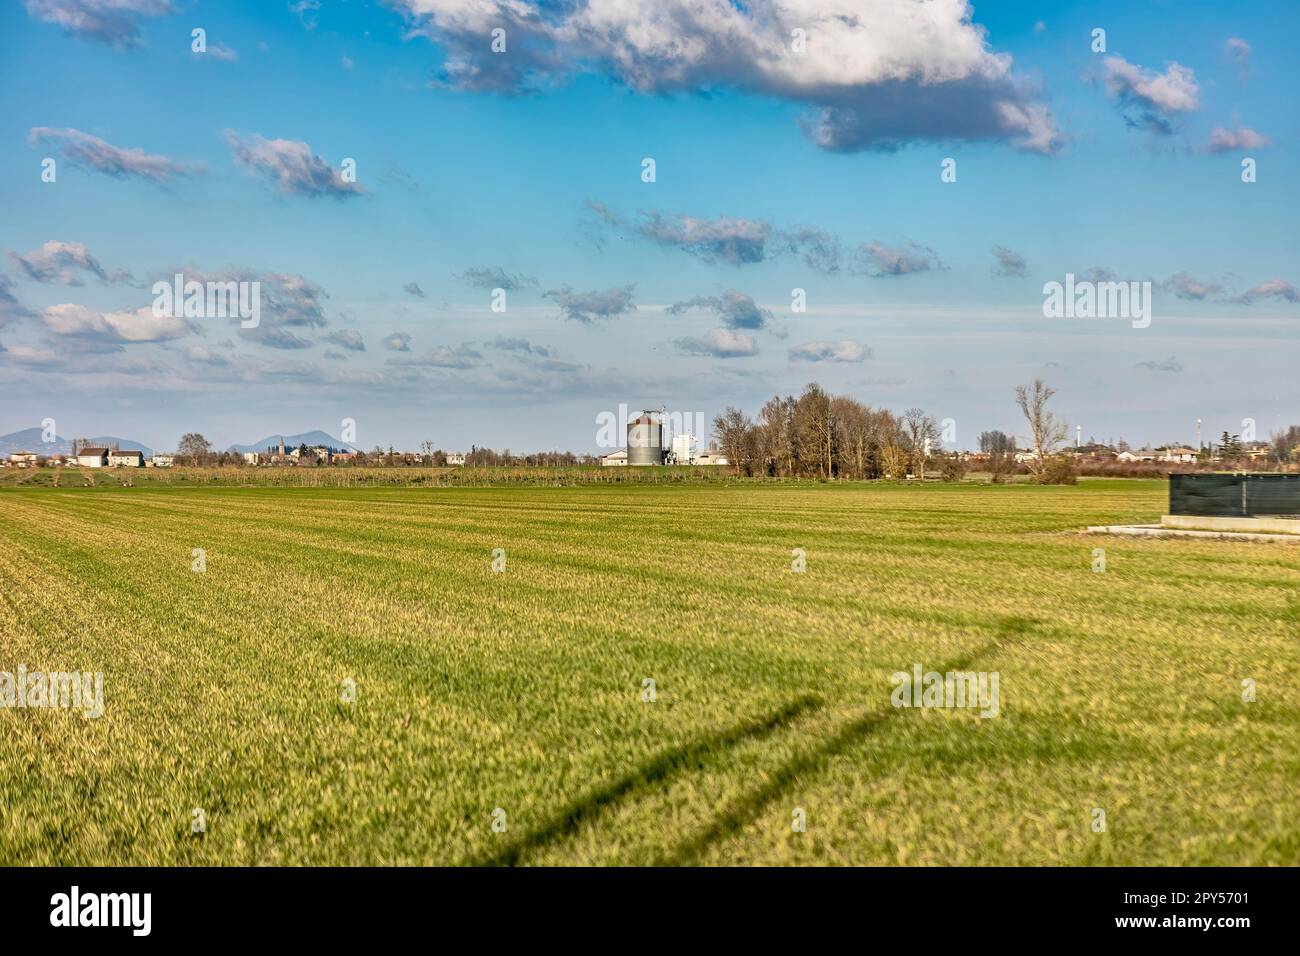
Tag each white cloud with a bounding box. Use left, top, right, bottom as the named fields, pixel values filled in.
left=1208, top=125, right=1269, bottom=153
left=674, top=327, right=758, bottom=358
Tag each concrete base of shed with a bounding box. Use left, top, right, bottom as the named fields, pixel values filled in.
left=1087, top=521, right=1300, bottom=542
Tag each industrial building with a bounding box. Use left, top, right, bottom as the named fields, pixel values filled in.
left=600, top=409, right=729, bottom=467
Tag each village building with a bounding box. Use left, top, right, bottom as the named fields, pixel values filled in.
left=108, top=450, right=145, bottom=467
left=76, top=447, right=109, bottom=468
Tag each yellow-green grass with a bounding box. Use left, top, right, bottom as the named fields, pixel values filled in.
left=0, top=479, right=1296, bottom=865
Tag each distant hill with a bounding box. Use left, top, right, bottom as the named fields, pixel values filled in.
left=227, top=431, right=359, bottom=455
left=0, top=428, right=153, bottom=458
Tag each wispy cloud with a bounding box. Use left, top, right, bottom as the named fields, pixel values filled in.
left=1162, top=272, right=1224, bottom=301
left=991, top=245, right=1027, bottom=278
left=8, top=240, right=132, bottom=286
left=1225, top=37, right=1251, bottom=83
left=855, top=240, right=944, bottom=277
left=288, top=1, right=320, bottom=31
left=544, top=284, right=636, bottom=324
left=389, top=344, right=483, bottom=369
left=789, top=340, right=871, bottom=363
left=666, top=290, right=772, bottom=330
left=1136, top=356, right=1183, bottom=373
left=325, top=329, right=365, bottom=352
left=1231, top=279, right=1299, bottom=305
left=402, top=282, right=426, bottom=298
left=457, top=267, right=538, bottom=291
left=487, top=337, right=552, bottom=357
left=29, top=127, right=201, bottom=183
left=225, top=130, right=367, bottom=199
left=24, top=0, right=174, bottom=49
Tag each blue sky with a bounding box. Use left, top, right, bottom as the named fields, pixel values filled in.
left=1, top=0, right=1296, bottom=453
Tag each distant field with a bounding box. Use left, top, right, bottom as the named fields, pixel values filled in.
left=0, top=464, right=750, bottom=489
left=1, top=479, right=1296, bottom=865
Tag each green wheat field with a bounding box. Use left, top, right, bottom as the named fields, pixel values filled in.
left=1, top=477, right=1297, bottom=865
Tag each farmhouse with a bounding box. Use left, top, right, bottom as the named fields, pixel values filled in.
left=600, top=450, right=628, bottom=467
left=1117, top=448, right=1157, bottom=463
left=8, top=451, right=38, bottom=467
left=108, top=450, right=144, bottom=467
left=76, top=447, right=109, bottom=468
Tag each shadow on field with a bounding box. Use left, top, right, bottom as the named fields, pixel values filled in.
left=475, top=694, right=825, bottom=867
left=657, top=616, right=1037, bottom=865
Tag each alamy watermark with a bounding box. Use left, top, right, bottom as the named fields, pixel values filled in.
left=594, top=404, right=707, bottom=449
left=1, top=665, right=104, bottom=718
left=1042, top=273, right=1151, bottom=329
left=152, top=273, right=260, bottom=328
left=890, top=663, right=1000, bottom=718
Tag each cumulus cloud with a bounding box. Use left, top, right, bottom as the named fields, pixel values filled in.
left=544, top=284, right=636, bottom=323
left=29, top=127, right=200, bottom=182
left=788, top=340, right=871, bottom=363
left=383, top=332, right=413, bottom=351
left=24, top=0, right=174, bottom=49
left=1098, top=55, right=1199, bottom=134
left=403, top=282, right=426, bottom=298
left=666, top=290, right=773, bottom=330
left=990, top=245, right=1027, bottom=278
left=8, top=240, right=131, bottom=286
left=225, top=130, right=367, bottom=199
left=389, top=0, right=1061, bottom=154
left=1135, top=356, right=1183, bottom=373
left=1231, top=279, right=1299, bottom=304
left=855, top=240, right=945, bottom=277
left=674, top=327, right=758, bottom=358
left=41, top=303, right=192, bottom=349
left=487, top=337, right=552, bottom=357
left=1207, top=125, right=1269, bottom=153
left=325, top=329, right=365, bottom=351
left=457, top=266, right=538, bottom=290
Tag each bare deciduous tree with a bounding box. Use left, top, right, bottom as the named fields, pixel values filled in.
left=1014, top=379, right=1069, bottom=479
left=177, top=432, right=212, bottom=467
left=712, top=407, right=754, bottom=475
left=901, top=407, right=939, bottom=480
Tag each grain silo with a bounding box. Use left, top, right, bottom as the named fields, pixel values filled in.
left=627, top=411, right=664, bottom=466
